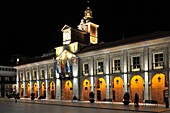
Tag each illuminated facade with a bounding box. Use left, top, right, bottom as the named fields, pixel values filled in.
left=14, top=5, right=170, bottom=104
left=0, top=66, right=16, bottom=98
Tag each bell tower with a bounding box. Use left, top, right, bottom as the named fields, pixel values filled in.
left=77, top=0, right=99, bottom=45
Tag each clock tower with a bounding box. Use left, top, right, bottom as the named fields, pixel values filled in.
left=78, top=1, right=99, bottom=45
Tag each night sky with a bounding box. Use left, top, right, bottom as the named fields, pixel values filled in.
left=0, top=1, right=170, bottom=65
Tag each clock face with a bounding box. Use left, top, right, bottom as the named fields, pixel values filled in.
left=64, top=32, right=70, bottom=40
left=63, top=31, right=71, bottom=45
left=90, top=37, right=97, bottom=44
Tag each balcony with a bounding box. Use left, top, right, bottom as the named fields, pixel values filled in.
left=96, top=69, right=104, bottom=75
left=130, top=65, right=141, bottom=72
left=112, top=67, right=121, bottom=73
left=152, top=62, right=164, bottom=70
left=82, top=70, right=89, bottom=76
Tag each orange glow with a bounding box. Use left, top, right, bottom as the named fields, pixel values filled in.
left=130, top=75, right=144, bottom=102
left=96, top=78, right=106, bottom=100
left=27, top=83, right=30, bottom=97
left=151, top=73, right=166, bottom=103
left=112, top=77, right=123, bottom=102
left=34, top=83, right=38, bottom=98
left=82, top=79, right=90, bottom=101
left=152, top=73, right=165, bottom=88
left=114, top=77, right=123, bottom=88
left=64, top=80, right=72, bottom=100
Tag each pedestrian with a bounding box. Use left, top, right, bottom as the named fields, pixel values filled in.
left=134, top=93, right=139, bottom=107
left=14, top=94, right=17, bottom=103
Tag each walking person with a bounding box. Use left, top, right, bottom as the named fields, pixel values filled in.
left=14, top=95, right=17, bottom=103
left=134, top=93, right=139, bottom=107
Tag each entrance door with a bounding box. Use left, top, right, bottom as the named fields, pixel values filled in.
left=97, top=90, right=101, bottom=101
left=112, top=90, right=115, bottom=101
left=44, top=91, right=46, bottom=98
left=51, top=91, right=55, bottom=99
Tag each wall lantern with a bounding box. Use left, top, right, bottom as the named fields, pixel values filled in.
left=158, top=76, right=161, bottom=82
left=135, top=78, right=138, bottom=83
left=116, top=80, right=119, bottom=84
left=86, top=82, right=88, bottom=85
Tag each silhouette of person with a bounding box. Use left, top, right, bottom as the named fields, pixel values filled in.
left=134, top=93, right=139, bottom=107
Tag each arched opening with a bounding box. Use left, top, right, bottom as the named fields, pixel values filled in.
left=50, top=81, right=55, bottom=99
left=27, top=83, right=30, bottom=98
left=151, top=73, right=167, bottom=103
left=63, top=80, right=72, bottom=100
left=33, top=83, right=38, bottom=98
left=112, top=76, right=123, bottom=102
left=41, top=82, right=46, bottom=98
left=130, top=75, right=144, bottom=102
left=82, top=79, right=90, bottom=101
left=20, top=84, right=23, bottom=97
left=96, top=78, right=106, bottom=101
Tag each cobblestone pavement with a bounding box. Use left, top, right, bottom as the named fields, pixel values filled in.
left=1, top=98, right=170, bottom=113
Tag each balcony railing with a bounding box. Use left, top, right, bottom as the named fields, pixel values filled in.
left=112, top=67, right=121, bottom=73
left=82, top=70, right=89, bottom=76
left=130, top=65, right=141, bottom=72
left=96, top=69, right=104, bottom=75
left=152, top=62, right=164, bottom=70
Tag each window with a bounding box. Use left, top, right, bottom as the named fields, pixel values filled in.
left=20, top=73, right=23, bottom=81
left=33, top=71, right=37, bottom=80
left=41, top=70, right=45, bottom=79
left=112, top=59, right=121, bottom=73
left=131, top=56, right=140, bottom=71
left=97, top=61, right=103, bottom=74
left=26, top=72, right=29, bottom=81
left=12, top=77, right=16, bottom=81
left=49, top=68, right=54, bottom=78
left=4, top=77, right=9, bottom=81
left=83, top=63, right=89, bottom=75
left=153, top=52, right=164, bottom=69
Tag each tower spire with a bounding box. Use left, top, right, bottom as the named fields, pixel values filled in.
left=83, top=0, right=93, bottom=23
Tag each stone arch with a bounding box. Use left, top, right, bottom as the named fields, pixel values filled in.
left=82, top=79, right=90, bottom=101
left=95, top=78, right=106, bottom=101
left=130, top=75, right=144, bottom=102
left=63, top=80, right=72, bottom=100
left=151, top=73, right=167, bottom=103
left=41, top=82, right=46, bottom=98
left=27, top=83, right=30, bottom=98
left=20, top=84, right=24, bottom=97
left=33, top=83, right=38, bottom=98
left=50, top=81, right=55, bottom=99
left=112, top=76, right=123, bottom=102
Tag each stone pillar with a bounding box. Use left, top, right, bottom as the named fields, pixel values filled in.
left=123, top=50, right=128, bottom=93
left=45, top=65, right=49, bottom=99
left=73, top=77, right=79, bottom=98
left=16, top=70, right=20, bottom=94
left=23, top=69, right=26, bottom=97
left=36, top=66, right=41, bottom=98
left=106, top=75, right=110, bottom=99
left=29, top=67, right=33, bottom=94
left=168, top=45, right=170, bottom=102
left=144, top=47, right=149, bottom=100
left=54, top=59, right=62, bottom=100
left=89, top=56, right=94, bottom=92
left=72, top=57, right=79, bottom=98
left=104, top=54, right=110, bottom=98
left=148, top=48, right=152, bottom=99
left=56, top=79, right=61, bottom=100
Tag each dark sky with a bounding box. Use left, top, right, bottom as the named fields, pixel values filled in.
left=0, top=1, right=170, bottom=65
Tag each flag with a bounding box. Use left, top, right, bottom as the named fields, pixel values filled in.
left=65, top=59, right=71, bottom=73
left=61, top=59, right=65, bottom=73
left=56, top=60, right=61, bottom=74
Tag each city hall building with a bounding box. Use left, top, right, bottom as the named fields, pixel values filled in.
left=14, top=6, right=170, bottom=104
